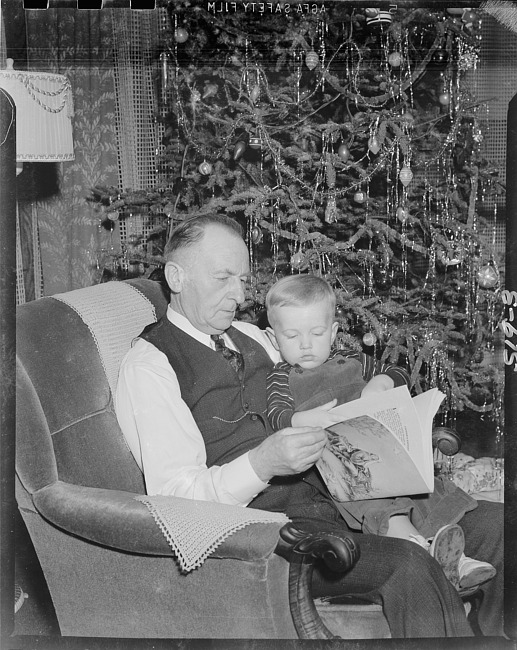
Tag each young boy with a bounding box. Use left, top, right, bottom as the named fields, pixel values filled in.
left=265, top=273, right=495, bottom=594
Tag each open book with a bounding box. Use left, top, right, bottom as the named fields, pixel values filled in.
left=316, top=385, right=445, bottom=502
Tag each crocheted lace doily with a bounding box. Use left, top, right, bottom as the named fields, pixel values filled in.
left=53, top=281, right=156, bottom=402
left=135, top=494, right=289, bottom=573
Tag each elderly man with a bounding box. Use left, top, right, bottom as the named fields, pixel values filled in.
left=116, top=214, right=503, bottom=639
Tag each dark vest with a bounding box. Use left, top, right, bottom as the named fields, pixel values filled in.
left=140, top=317, right=273, bottom=467
left=140, top=316, right=335, bottom=519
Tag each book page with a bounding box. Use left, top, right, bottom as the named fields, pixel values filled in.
left=319, top=414, right=432, bottom=501
left=324, top=386, right=443, bottom=494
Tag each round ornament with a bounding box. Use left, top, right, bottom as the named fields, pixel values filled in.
left=250, top=84, right=260, bottom=103
left=446, top=8, right=465, bottom=15
left=291, top=251, right=309, bottom=271
left=368, top=136, right=381, bottom=154
left=337, top=143, right=350, bottom=162
left=174, top=28, right=189, bottom=43
left=364, top=7, right=379, bottom=18
left=251, top=225, right=263, bottom=244
left=362, top=332, right=377, bottom=347
left=431, top=49, right=449, bottom=67
left=388, top=51, right=402, bottom=68
left=400, top=112, right=414, bottom=125
left=249, top=136, right=262, bottom=150
left=198, top=161, right=212, bottom=175
left=477, top=264, right=499, bottom=289
left=233, top=140, right=247, bottom=161
left=399, top=166, right=413, bottom=187
left=335, top=305, right=346, bottom=318
left=353, top=191, right=366, bottom=204
left=107, top=212, right=119, bottom=221
left=396, top=206, right=409, bottom=223
left=305, top=51, right=319, bottom=70
left=439, top=92, right=451, bottom=106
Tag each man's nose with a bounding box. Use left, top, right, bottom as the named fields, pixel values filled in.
left=230, top=278, right=245, bottom=303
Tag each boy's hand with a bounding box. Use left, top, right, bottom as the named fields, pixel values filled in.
left=291, top=399, right=343, bottom=429
left=360, top=374, right=394, bottom=398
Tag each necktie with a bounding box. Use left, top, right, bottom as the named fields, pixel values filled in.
left=211, top=334, right=244, bottom=379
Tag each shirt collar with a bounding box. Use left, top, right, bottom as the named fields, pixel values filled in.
left=166, top=305, right=215, bottom=348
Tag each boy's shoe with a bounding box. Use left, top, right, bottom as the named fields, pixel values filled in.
left=458, top=554, right=496, bottom=591
left=428, top=523, right=465, bottom=589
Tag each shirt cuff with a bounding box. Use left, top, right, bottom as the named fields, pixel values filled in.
left=224, top=452, right=270, bottom=506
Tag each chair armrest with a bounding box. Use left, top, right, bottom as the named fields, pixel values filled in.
left=277, top=523, right=360, bottom=639
left=31, top=481, right=284, bottom=561
left=432, top=426, right=461, bottom=456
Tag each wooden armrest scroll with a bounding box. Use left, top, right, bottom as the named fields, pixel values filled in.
left=432, top=426, right=461, bottom=456
left=277, top=522, right=360, bottom=640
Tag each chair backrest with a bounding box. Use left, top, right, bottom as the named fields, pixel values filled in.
left=16, top=279, right=169, bottom=498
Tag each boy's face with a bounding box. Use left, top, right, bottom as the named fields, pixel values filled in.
left=267, top=301, right=338, bottom=369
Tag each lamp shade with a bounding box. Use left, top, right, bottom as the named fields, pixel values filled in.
left=0, top=59, right=74, bottom=162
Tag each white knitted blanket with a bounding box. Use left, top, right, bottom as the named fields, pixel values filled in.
left=135, top=495, right=289, bottom=573
left=53, top=281, right=157, bottom=402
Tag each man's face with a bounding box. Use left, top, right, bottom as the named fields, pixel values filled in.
left=171, top=226, right=251, bottom=334
left=269, top=301, right=338, bottom=369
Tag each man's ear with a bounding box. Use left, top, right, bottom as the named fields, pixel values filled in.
left=164, top=261, right=185, bottom=293
left=331, top=320, right=339, bottom=343
left=265, top=327, right=280, bottom=350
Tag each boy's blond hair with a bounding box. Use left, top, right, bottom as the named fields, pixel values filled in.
left=266, top=274, right=336, bottom=325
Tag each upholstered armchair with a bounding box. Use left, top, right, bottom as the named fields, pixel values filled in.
left=16, top=278, right=389, bottom=639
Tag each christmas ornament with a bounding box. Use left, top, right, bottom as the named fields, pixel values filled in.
left=368, top=136, right=380, bottom=154
left=337, top=144, right=350, bottom=162
left=174, top=28, right=189, bottom=43
left=249, top=136, right=261, bottom=150
left=396, top=206, right=409, bottom=223
left=439, top=228, right=465, bottom=266
left=461, top=10, right=478, bottom=29
left=305, top=51, right=319, bottom=70
left=250, top=84, right=260, bottom=103
left=202, top=83, right=218, bottom=100
left=325, top=196, right=338, bottom=224
left=366, top=9, right=392, bottom=29
left=430, top=49, right=449, bottom=67
left=335, top=305, right=346, bottom=318
left=477, top=263, right=499, bottom=289
left=362, top=332, right=377, bottom=346
left=446, top=8, right=466, bottom=16
left=233, top=140, right=247, bottom=161
left=107, top=212, right=119, bottom=221
left=291, top=251, right=309, bottom=271
left=198, top=161, right=212, bottom=175
left=400, top=112, right=414, bottom=125
left=251, top=225, right=263, bottom=244
left=388, top=52, right=402, bottom=68
left=354, top=191, right=366, bottom=204
left=439, top=92, right=451, bottom=106
left=399, top=166, right=413, bottom=187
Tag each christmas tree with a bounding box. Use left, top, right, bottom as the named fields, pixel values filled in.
left=92, top=2, right=504, bottom=448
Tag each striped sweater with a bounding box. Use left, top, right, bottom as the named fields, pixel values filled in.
left=266, top=349, right=410, bottom=431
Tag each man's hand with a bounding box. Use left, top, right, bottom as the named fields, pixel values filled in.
left=249, top=426, right=328, bottom=483
left=291, top=399, right=343, bottom=429
left=360, top=374, right=394, bottom=398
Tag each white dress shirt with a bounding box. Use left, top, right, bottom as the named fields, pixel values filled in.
left=115, top=306, right=282, bottom=504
